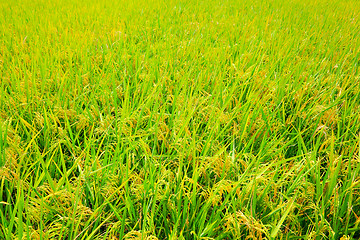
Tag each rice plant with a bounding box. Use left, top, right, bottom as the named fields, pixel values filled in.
left=0, top=0, right=359, bottom=239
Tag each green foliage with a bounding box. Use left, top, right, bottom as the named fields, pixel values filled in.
left=0, top=0, right=359, bottom=239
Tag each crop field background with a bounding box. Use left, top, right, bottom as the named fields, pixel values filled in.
left=0, top=0, right=360, bottom=239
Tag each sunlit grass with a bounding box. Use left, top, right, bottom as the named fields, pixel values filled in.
left=0, top=0, right=359, bottom=239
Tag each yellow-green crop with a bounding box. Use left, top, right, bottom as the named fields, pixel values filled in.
left=0, top=0, right=359, bottom=239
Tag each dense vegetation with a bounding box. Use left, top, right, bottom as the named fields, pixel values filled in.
left=0, top=0, right=359, bottom=239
